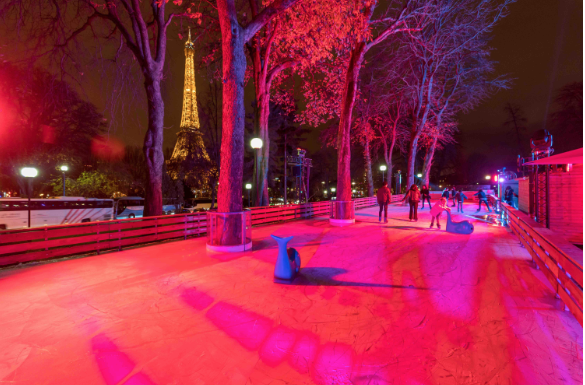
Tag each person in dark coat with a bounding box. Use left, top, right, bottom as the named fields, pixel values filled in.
left=376, top=181, right=391, bottom=223
left=450, top=187, right=457, bottom=207
left=455, top=189, right=468, bottom=213
left=473, top=189, right=492, bottom=212
left=441, top=188, right=450, bottom=199
left=402, top=184, right=421, bottom=221
left=420, top=185, right=431, bottom=209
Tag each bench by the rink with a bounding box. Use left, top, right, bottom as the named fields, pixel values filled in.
left=502, top=202, right=583, bottom=325
left=0, top=196, right=386, bottom=268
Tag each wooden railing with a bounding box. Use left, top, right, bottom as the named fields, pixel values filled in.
left=0, top=196, right=382, bottom=267
left=502, top=202, right=583, bottom=325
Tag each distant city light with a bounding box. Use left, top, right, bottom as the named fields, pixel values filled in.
left=321, top=181, right=325, bottom=184
left=250, top=138, right=263, bottom=149
left=352, top=181, right=356, bottom=185
left=331, top=187, right=336, bottom=192
left=20, top=167, right=38, bottom=178
left=245, top=183, right=252, bottom=190
left=485, top=175, right=491, bottom=180
left=352, top=189, right=356, bottom=192
left=416, top=173, right=422, bottom=178
left=379, top=165, right=387, bottom=171
left=60, top=165, right=69, bottom=172
left=494, top=175, right=498, bottom=182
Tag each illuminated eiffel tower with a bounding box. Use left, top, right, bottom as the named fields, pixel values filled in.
left=169, top=28, right=212, bottom=193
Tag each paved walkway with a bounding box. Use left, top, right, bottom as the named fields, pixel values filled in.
left=0, top=202, right=582, bottom=384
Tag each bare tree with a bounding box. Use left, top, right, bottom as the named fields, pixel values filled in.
left=503, top=102, right=527, bottom=155
left=0, top=0, right=195, bottom=216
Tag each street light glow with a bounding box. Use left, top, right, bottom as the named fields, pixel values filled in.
left=331, top=187, right=336, bottom=192
left=245, top=183, right=252, bottom=190
left=20, top=167, right=38, bottom=178
left=416, top=173, right=422, bottom=178
left=485, top=175, right=491, bottom=180
left=60, top=165, right=69, bottom=172
left=379, top=165, right=387, bottom=171
left=250, top=138, right=263, bottom=149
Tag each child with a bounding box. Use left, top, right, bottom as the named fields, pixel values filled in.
left=455, top=189, right=468, bottom=213
left=430, top=197, right=451, bottom=229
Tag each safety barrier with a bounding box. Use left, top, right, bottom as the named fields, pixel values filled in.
left=0, top=196, right=384, bottom=267
left=501, top=202, right=583, bottom=325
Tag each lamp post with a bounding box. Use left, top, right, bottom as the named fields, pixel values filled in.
left=379, top=165, right=387, bottom=182
left=245, top=183, right=252, bottom=207
left=20, top=167, right=38, bottom=228
left=60, top=165, right=69, bottom=196
left=250, top=138, right=263, bottom=207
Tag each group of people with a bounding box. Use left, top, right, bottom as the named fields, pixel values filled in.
left=376, top=182, right=496, bottom=229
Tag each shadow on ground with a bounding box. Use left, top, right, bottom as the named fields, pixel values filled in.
left=291, top=267, right=431, bottom=290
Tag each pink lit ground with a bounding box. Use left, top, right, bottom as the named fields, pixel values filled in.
left=1, top=202, right=582, bottom=385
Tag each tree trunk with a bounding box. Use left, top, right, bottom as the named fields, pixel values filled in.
left=406, top=125, right=420, bottom=190
left=364, top=137, right=374, bottom=197
left=143, top=76, right=165, bottom=217
left=217, top=1, right=246, bottom=213
left=255, top=87, right=270, bottom=206
left=336, top=43, right=366, bottom=201
left=422, top=135, right=438, bottom=187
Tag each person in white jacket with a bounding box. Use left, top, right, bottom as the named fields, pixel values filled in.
left=430, top=198, right=451, bottom=229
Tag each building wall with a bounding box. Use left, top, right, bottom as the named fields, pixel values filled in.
left=518, top=178, right=530, bottom=214
left=548, top=164, right=583, bottom=245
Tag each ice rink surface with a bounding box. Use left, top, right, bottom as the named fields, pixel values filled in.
left=0, top=202, right=582, bottom=384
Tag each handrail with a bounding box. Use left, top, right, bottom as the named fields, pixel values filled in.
left=501, top=201, right=583, bottom=325
left=0, top=196, right=382, bottom=267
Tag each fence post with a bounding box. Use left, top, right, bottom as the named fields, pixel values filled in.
left=96, top=223, right=100, bottom=255
left=118, top=221, right=121, bottom=251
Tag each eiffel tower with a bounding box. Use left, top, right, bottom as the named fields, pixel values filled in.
left=169, top=28, right=212, bottom=193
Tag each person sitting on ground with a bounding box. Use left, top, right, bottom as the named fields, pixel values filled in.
left=402, top=184, right=421, bottom=222
left=421, top=185, right=431, bottom=209
left=451, top=187, right=457, bottom=207
left=455, top=189, right=468, bottom=213
left=430, top=197, right=451, bottom=229
left=473, top=189, right=492, bottom=213
left=376, top=181, right=391, bottom=223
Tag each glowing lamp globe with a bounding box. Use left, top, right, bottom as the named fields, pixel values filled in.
left=245, top=183, right=252, bottom=190
left=485, top=175, right=491, bottom=180
left=250, top=138, right=263, bottom=149
left=60, top=165, right=69, bottom=172
left=331, top=187, right=336, bottom=192
left=379, top=165, right=387, bottom=171
left=416, top=173, right=422, bottom=178
left=21, top=167, right=38, bottom=178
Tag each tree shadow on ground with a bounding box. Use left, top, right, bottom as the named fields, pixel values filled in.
left=291, top=267, right=431, bottom=290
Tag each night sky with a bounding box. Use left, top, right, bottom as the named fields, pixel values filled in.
left=9, top=0, right=580, bottom=173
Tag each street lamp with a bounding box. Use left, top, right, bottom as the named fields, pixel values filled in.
left=20, top=167, right=38, bottom=228
left=485, top=175, right=491, bottom=180
left=331, top=187, right=336, bottom=192
left=245, top=183, right=252, bottom=207
left=416, top=173, right=422, bottom=178
left=379, top=165, right=387, bottom=182
left=60, top=165, right=69, bottom=196
left=250, top=138, right=263, bottom=206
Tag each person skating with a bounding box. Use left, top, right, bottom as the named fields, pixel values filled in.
left=421, top=185, right=431, bottom=209
left=451, top=187, right=457, bottom=207
left=504, top=186, right=517, bottom=208
left=473, top=189, right=492, bottom=212
left=441, top=188, right=450, bottom=200
left=402, top=184, right=421, bottom=222
left=376, top=181, right=391, bottom=223
left=455, top=189, right=468, bottom=213
left=430, top=197, right=451, bottom=229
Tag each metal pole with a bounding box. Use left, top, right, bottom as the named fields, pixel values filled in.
left=27, top=180, right=31, bottom=228
left=284, top=134, right=287, bottom=205
left=247, top=189, right=250, bottom=208
left=252, top=149, right=257, bottom=207
left=306, top=165, right=310, bottom=204
left=62, top=172, right=66, bottom=196
left=545, top=165, right=550, bottom=229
